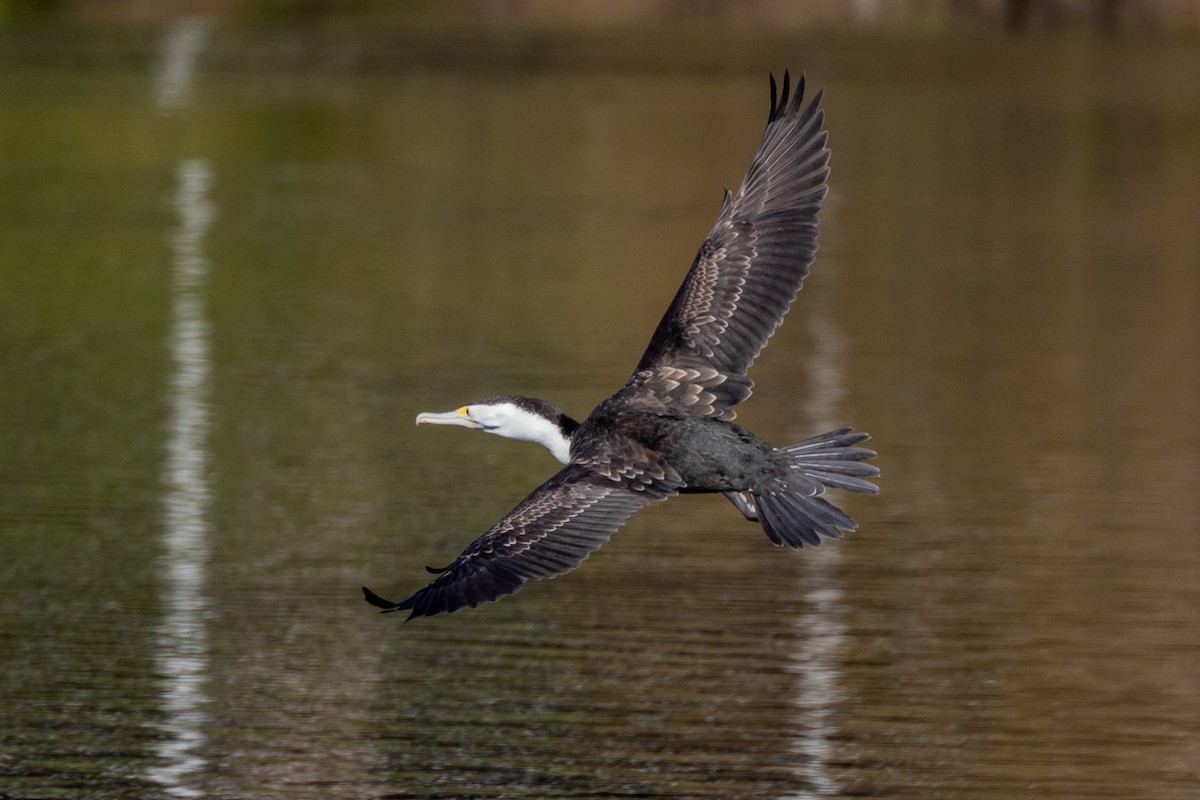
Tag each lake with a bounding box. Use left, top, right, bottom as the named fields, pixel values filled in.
left=1, top=16, right=1198, bottom=800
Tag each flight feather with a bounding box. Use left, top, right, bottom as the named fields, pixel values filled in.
left=632, top=72, right=829, bottom=415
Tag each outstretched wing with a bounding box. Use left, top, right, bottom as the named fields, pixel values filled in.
left=364, top=464, right=674, bottom=620
left=632, top=72, right=830, bottom=413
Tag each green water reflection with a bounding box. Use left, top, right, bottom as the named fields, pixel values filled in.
left=1, top=19, right=1198, bottom=800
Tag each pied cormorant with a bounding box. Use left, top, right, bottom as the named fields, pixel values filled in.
left=364, top=72, right=879, bottom=620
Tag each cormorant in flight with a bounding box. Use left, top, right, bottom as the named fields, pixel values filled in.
left=364, top=72, right=878, bottom=619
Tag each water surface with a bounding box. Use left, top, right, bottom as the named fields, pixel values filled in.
left=1, top=19, right=1198, bottom=800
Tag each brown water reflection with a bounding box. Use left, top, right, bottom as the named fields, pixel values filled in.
left=1, top=19, right=1198, bottom=800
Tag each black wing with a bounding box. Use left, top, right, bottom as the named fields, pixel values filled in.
left=364, top=464, right=675, bottom=620
left=631, top=72, right=829, bottom=415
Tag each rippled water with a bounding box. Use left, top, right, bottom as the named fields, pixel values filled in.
left=1, top=18, right=1198, bottom=800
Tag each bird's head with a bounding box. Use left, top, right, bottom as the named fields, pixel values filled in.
left=415, top=395, right=578, bottom=464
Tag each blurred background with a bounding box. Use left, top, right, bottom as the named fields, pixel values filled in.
left=2, top=0, right=1200, bottom=31
left=1, top=2, right=1198, bottom=799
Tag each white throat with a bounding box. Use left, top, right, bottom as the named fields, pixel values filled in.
left=492, top=406, right=572, bottom=464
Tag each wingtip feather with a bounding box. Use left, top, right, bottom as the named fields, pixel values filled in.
left=790, top=71, right=807, bottom=116
left=769, top=70, right=822, bottom=125
left=362, top=585, right=403, bottom=613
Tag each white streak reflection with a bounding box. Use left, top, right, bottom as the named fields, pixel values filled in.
left=787, top=570, right=847, bottom=798
left=150, top=160, right=215, bottom=798
left=784, top=292, right=850, bottom=798
left=151, top=17, right=213, bottom=795
left=154, top=18, right=211, bottom=112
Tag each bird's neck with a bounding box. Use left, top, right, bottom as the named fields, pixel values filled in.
left=544, top=432, right=573, bottom=465
left=503, top=407, right=577, bottom=464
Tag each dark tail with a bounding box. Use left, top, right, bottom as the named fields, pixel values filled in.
left=754, top=428, right=879, bottom=548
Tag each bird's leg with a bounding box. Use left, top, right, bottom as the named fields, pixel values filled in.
left=724, top=491, right=759, bottom=521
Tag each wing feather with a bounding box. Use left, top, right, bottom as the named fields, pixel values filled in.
left=365, top=464, right=673, bottom=619
left=631, top=72, right=830, bottom=415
